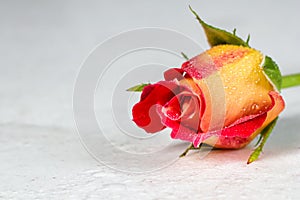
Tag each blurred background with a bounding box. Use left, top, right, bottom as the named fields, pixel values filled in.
left=1, top=0, right=299, bottom=199
left=1, top=0, right=299, bottom=128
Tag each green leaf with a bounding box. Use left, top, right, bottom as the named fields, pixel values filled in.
left=189, top=6, right=249, bottom=47
left=126, top=83, right=150, bottom=92
left=247, top=117, right=278, bottom=164
left=262, top=56, right=282, bottom=91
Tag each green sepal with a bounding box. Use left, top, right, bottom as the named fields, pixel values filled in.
left=181, top=52, right=189, bottom=60
left=262, top=56, right=282, bottom=92
left=126, top=83, right=150, bottom=92
left=247, top=117, right=278, bottom=164
left=179, top=143, right=203, bottom=157
left=189, top=6, right=249, bottom=47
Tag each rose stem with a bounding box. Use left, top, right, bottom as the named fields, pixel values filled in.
left=282, top=73, right=300, bottom=89
left=179, top=143, right=203, bottom=157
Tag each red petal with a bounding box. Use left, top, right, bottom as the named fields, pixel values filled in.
left=170, top=125, right=198, bottom=143
left=132, top=81, right=178, bottom=133
left=140, top=84, right=155, bottom=101
left=217, top=113, right=267, bottom=138
left=157, top=89, right=201, bottom=130
left=164, top=68, right=185, bottom=81
left=181, top=46, right=249, bottom=80
left=163, top=95, right=181, bottom=121
left=181, top=53, right=217, bottom=79
left=170, top=112, right=267, bottom=148
left=261, top=91, right=285, bottom=127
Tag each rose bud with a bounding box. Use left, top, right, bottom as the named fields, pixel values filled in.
left=132, top=45, right=285, bottom=149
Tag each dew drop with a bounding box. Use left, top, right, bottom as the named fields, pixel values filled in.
left=251, top=103, right=259, bottom=110
left=255, top=78, right=261, bottom=84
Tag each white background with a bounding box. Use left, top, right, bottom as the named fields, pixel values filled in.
left=0, top=0, right=299, bottom=199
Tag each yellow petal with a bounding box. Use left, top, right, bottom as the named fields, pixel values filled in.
left=195, top=45, right=274, bottom=132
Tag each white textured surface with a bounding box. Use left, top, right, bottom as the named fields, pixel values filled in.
left=1, top=1, right=300, bottom=199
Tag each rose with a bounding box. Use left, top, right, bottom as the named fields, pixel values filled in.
left=132, top=45, right=285, bottom=149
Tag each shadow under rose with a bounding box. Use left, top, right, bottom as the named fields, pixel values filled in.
left=174, top=142, right=252, bottom=164
left=262, top=114, right=300, bottom=159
